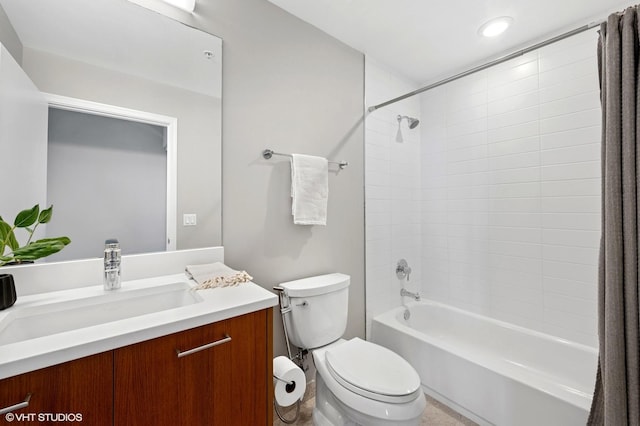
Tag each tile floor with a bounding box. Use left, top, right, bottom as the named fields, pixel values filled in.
left=273, top=382, right=478, bottom=425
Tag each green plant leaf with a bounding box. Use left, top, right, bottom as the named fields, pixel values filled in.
left=38, top=205, right=53, bottom=224
left=14, top=205, right=40, bottom=228
left=11, top=239, right=67, bottom=261
left=0, top=220, right=10, bottom=242
left=0, top=220, right=18, bottom=252
left=35, top=236, right=71, bottom=246
left=0, top=255, right=14, bottom=266
left=0, top=205, right=69, bottom=265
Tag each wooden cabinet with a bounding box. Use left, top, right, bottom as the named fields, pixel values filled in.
left=0, top=352, right=113, bottom=426
left=114, top=309, right=272, bottom=426
left=0, top=308, right=273, bottom=426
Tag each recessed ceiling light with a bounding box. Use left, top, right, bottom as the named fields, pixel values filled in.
left=160, top=0, right=196, bottom=13
left=478, top=16, right=513, bottom=38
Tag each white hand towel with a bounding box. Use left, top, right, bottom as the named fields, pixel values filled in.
left=290, top=154, right=329, bottom=225
left=185, top=262, right=235, bottom=284
left=185, top=262, right=252, bottom=289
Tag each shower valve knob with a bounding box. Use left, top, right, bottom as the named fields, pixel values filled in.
left=396, top=259, right=412, bottom=281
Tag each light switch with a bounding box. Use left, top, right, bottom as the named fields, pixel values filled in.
left=183, top=213, right=197, bottom=226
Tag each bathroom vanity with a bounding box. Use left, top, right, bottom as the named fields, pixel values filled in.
left=0, top=309, right=272, bottom=425
left=0, top=248, right=277, bottom=425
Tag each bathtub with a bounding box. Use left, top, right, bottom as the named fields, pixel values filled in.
left=371, top=300, right=598, bottom=426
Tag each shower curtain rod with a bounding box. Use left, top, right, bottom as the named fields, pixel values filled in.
left=367, top=20, right=603, bottom=112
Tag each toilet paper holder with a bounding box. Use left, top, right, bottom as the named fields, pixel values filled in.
left=274, top=373, right=297, bottom=394
left=273, top=374, right=293, bottom=386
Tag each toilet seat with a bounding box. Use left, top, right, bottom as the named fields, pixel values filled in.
left=324, top=338, right=422, bottom=404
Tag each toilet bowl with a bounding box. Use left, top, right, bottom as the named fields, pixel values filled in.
left=312, top=339, right=426, bottom=425
left=277, top=273, right=426, bottom=425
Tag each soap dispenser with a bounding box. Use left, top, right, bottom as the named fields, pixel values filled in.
left=104, top=239, right=121, bottom=290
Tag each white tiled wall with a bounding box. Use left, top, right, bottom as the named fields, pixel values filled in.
left=420, top=28, right=600, bottom=347
left=365, top=58, right=422, bottom=337
left=366, top=28, right=601, bottom=347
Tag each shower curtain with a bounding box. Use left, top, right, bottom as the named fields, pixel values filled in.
left=589, top=6, right=640, bottom=426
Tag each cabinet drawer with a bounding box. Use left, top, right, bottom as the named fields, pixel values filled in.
left=0, top=352, right=113, bottom=426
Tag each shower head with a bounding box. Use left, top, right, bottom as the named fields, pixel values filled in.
left=397, top=115, right=420, bottom=129
left=396, top=115, right=419, bottom=143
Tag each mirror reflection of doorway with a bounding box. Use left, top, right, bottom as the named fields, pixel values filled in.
left=46, top=107, right=168, bottom=261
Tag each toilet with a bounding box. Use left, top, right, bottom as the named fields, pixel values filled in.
left=278, top=273, right=426, bottom=425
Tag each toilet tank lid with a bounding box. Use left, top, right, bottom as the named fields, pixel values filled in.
left=279, top=273, right=350, bottom=297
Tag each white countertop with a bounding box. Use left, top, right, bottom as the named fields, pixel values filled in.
left=0, top=273, right=278, bottom=380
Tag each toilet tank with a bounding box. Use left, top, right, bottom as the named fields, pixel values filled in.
left=279, top=273, right=350, bottom=350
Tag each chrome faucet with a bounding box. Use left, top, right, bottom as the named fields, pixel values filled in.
left=396, top=259, right=412, bottom=281
left=400, top=288, right=421, bottom=301
left=104, top=239, right=121, bottom=290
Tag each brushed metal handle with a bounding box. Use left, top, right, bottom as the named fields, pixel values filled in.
left=0, top=393, right=31, bottom=415
left=176, top=335, right=232, bottom=358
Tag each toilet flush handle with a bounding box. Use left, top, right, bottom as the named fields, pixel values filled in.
left=295, top=300, right=308, bottom=307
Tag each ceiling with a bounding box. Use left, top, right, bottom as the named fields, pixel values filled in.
left=0, top=0, right=221, bottom=97
left=268, top=0, right=636, bottom=85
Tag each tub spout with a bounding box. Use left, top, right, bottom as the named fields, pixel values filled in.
left=400, top=288, right=420, bottom=301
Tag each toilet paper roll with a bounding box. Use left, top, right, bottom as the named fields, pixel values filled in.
left=273, top=356, right=306, bottom=407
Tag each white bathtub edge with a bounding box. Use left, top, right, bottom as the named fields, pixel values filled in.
left=422, top=384, right=493, bottom=426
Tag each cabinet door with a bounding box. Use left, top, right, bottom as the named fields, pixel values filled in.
left=198, top=309, right=271, bottom=426
left=114, top=325, right=182, bottom=425
left=114, top=309, right=271, bottom=426
left=0, top=352, right=113, bottom=426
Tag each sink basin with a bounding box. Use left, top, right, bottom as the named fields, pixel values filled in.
left=0, top=282, right=203, bottom=345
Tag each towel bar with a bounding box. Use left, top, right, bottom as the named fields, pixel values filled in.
left=262, top=149, right=348, bottom=170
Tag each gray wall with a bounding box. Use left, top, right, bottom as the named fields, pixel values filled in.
left=0, top=5, right=20, bottom=64
left=0, top=44, right=47, bottom=244
left=181, top=0, right=366, bottom=357
left=46, top=108, right=167, bottom=261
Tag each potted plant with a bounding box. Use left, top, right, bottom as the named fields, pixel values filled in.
left=0, top=204, right=71, bottom=266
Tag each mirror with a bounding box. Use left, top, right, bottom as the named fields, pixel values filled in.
left=0, top=0, right=222, bottom=261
